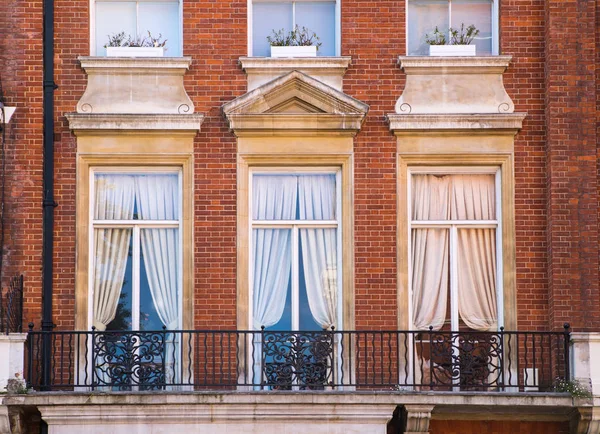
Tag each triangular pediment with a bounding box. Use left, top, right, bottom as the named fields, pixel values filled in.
left=223, top=70, right=368, bottom=135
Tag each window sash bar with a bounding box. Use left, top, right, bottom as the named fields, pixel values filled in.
left=252, top=219, right=338, bottom=226
left=410, top=220, right=497, bottom=226
left=93, top=220, right=180, bottom=226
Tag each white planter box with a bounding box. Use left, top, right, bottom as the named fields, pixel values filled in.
left=270, top=46, right=318, bottom=58
left=429, top=45, right=476, bottom=57
left=106, top=47, right=164, bottom=57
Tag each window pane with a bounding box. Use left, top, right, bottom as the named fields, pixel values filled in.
left=295, top=2, right=336, bottom=56
left=299, top=228, right=337, bottom=330
left=253, top=2, right=293, bottom=57
left=411, top=228, right=449, bottom=330
left=94, top=173, right=179, bottom=221
left=252, top=174, right=336, bottom=221
left=456, top=228, right=497, bottom=331
left=412, top=174, right=495, bottom=221
left=253, top=228, right=292, bottom=329
left=95, top=1, right=136, bottom=56
left=407, top=0, right=449, bottom=55
left=452, top=0, right=493, bottom=55
left=448, top=174, right=495, bottom=220
left=140, top=228, right=179, bottom=331
left=138, top=2, right=181, bottom=56
left=97, top=228, right=133, bottom=331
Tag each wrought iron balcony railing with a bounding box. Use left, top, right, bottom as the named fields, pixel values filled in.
left=25, top=325, right=571, bottom=392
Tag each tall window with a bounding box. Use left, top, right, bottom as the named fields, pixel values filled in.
left=90, top=170, right=182, bottom=383
left=93, top=0, right=182, bottom=56
left=250, top=171, right=341, bottom=332
left=407, top=0, right=498, bottom=55
left=409, top=169, right=502, bottom=332
left=251, top=0, right=338, bottom=57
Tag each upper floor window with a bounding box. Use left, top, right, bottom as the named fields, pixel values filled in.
left=409, top=169, right=502, bottom=332
left=407, top=0, right=498, bottom=56
left=93, top=0, right=182, bottom=56
left=250, top=0, right=340, bottom=57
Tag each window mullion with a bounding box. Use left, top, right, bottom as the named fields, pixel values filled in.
left=132, top=225, right=141, bottom=331
left=291, top=225, right=299, bottom=331
left=450, top=225, right=459, bottom=332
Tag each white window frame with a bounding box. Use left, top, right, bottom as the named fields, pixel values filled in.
left=406, top=0, right=499, bottom=56
left=247, top=0, right=341, bottom=57
left=87, top=167, right=184, bottom=332
left=407, top=166, right=504, bottom=332
left=248, top=167, right=343, bottom=332
left=89, top=0, right=184, bottom=56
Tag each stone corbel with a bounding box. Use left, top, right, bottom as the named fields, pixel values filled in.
left=571, top=406, right=600, bottom=434
left=402, top=404, right=434, bottom=434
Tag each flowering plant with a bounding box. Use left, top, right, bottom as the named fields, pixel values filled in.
left=105, top=31, right=167, bottom=48
left=267, top=25, right=322, bottom=49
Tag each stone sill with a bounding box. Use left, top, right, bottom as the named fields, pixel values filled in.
left=387, top=113, right=527, bottom=134
left=78, top=56, right=192, bottom=74
left=66, top=113, right=204, bottom=133
left=239, top=56, right=352, bottom=91
left=398, top=55, right=513, bottom=75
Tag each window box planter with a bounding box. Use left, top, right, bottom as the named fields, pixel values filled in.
left=429, top=45, right=476, bottom=57
left=270, top=46, right=318, bottom=58
left=106, top=47, right=164, bottom=57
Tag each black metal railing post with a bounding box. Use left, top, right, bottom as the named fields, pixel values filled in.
left=563, top=323, right=571, bottom=381
left=90, top=326, right=96, bottom=391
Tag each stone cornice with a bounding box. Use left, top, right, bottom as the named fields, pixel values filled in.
left=78, top=56, right=193, bottom=74
left=223, top=70, right=368, bottom=136
left=239, top=56, right=352, bottom=91
left=226, top=113, right=365, bottom=136
left=387, top=113, right=527, bottom=134
left=398, top=55, right=513, bottom=75
left=66, top=113, right=204, bottom=133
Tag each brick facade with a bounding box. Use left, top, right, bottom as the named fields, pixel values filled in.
left=1, top=0, right=599, bottom=333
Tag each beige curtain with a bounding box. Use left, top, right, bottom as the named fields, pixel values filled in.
left=452, top=175, right=498, bottom=331
left=411, top=175, right=450, bottom=331
left=92, top=175, right=135, bottom=331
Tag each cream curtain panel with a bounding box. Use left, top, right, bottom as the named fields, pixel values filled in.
left=411, top=174, right=497, bottom=331
left=252, top=175, right=298, bottom=329
left=92, top=175, right=136, bottom=331
left=298, top=175, right=337, bottom=329
left=411, top=175, right=450, bottom=331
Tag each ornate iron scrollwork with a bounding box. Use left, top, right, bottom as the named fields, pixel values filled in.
left=262, top=331, right=334, bottom=390
left=93, top=331, right=166, bottom=390
left=429, top=331, right=503, bottom=390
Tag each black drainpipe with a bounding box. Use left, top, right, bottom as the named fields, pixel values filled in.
left=41, top=0, right=57, bottom=394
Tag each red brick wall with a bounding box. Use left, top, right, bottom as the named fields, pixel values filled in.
left=430, top=419, right=570, bottom=434
left=0, top=0, right=44, bottom=327
left=544, top=0, right=600, bottom=331
left=342, top=0, right=405, bottom=330
left=501, top=0, right=550, bottom=331
left=0, top=0, right=598, bottom=334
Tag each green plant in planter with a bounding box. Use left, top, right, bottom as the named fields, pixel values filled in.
left=425, top=23, right=479, bottom=46
left=105, top=31, right=167, bottom=48
left=424, top=26, right=446, bottom=46
left=267, top=25, right=322, bottom=49
left=553, top=377, right=593, bottom=398
left=449, top=23, right=479, bottom=45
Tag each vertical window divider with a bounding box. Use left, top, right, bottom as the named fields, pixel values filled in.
left=291, top=225, right=299, bottom=331
left=132, top=225, right=141, bottom=331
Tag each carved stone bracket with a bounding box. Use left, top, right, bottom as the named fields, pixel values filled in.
left=402, top=404, right=434, bottom=434
left=571, top=407, right=600, bottom=434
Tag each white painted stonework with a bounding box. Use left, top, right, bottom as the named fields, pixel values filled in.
left=571, top=332, right=600, bottom=396
left=0, top=334, right=27, bottom=392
